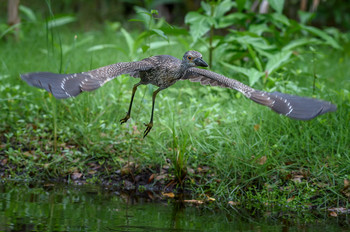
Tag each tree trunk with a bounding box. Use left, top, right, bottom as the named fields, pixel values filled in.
left=7, top=0, right=20, bottom=40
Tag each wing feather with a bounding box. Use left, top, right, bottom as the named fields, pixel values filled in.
left=182, top=67, right=336, bottom=120
left=21, top=61, right=153, bottom=99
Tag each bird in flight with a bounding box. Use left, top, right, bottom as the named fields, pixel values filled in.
left=21, top=51, right=336, bottom=137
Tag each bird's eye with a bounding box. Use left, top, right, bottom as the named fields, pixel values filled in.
left=187, top=56, right=192, bottom=60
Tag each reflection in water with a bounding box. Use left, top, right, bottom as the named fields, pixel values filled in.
left=0, top=183, right=348, bottom=231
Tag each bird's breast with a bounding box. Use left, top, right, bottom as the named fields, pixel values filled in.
left=140, top=66, right=181, bottom=88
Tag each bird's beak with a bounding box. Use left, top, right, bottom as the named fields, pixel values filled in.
left=194, top=58, right=208, bottom=67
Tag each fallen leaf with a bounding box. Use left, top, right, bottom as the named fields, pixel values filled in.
left=23, top=152, right=32, bottom=157
left=258, top=156, right=267, bottom=165
left=88, top=170, right=96, bottom=175
left=155, top=174, right=167, bottom=181
left=329, top=211, right=338, bottom=217
left=123, top=180, right=135, bottom=190
left=120, top=162, right=135, bottom=175
left=71, top=172, right=82, bottom=180
left=292, top=175, right=304, bottom=183
left=254, top=124, right=260, bottom=131
left=228, top=201, right=240, bottom=206
left=162, top=192, right=175, bottom=198
left=1, top=158, right=8, bottom=165
left=344, top=179, right=349, bottom=188
left=205, top=195, right=216, bottom=201
left=187, top=167, right=195, bottom=174
left=132, top=125, right=140, bottom=135
left=287, top=196, right=295, bottom=202
left=183, top=199, right=204, bottom=205
left=148, top=174, right=155, bottom=183
left=328, top=207, right=350, bottom=214
left=44, top=183, right=55, bottom=187
left=147, top=191, right=154, bottom=200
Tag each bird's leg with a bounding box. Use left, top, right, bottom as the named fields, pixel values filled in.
left=144, top=87, right=163, bottom=138
left=120, top=82, right=141, bottom=124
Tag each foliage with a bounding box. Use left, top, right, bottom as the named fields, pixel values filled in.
left=185, top=0, right=343, bottom=89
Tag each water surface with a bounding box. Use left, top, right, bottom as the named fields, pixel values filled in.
left=0, top=183, right=347, bottom=231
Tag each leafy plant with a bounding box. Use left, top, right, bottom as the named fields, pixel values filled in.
left=185, top=0, right=341, bottom=89
left=88, top=8, right=177, bottom=59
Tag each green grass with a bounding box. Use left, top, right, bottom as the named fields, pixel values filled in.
left=0, top=22, right=349, bottom=217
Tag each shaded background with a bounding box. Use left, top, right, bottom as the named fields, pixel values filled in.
left=2, top=0, right=350, bottom=31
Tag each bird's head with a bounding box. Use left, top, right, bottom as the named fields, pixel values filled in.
left=182, top=51, right=208, bottom=68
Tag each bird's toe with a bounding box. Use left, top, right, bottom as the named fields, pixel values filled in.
left=143, top=123, right=153, bottom=138
left=120, top=115, right=130, bottom=124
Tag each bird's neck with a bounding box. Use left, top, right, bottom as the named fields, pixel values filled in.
left=179, top=62, right=190, bottom=76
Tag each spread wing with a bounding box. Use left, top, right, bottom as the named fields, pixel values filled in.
left=21, top=61, right=153, bottom=99
left=182, top=67, right=337, bottom=120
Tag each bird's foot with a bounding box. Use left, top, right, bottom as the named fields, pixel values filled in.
left=120, top=115, right=130, bottom=124
left=143, top=122, right=153, bottom=138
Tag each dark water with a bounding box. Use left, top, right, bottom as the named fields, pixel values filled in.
left=0, top=183, right=348, bottom=232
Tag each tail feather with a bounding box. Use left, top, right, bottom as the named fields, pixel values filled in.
left=250, top=91, right=337, bottom=120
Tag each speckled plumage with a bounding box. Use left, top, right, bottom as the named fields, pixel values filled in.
left=21, top=50, right=336, bottom=137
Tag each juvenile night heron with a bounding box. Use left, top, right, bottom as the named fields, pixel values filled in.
left=21, top=51, right=336, bottom=137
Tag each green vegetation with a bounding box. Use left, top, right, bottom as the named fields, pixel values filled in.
left=1, top=1, right=349, bottom=220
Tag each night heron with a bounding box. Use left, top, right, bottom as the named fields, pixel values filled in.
left=21, top=51, right=337, bottom=137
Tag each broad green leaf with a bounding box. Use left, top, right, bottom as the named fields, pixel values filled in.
left=136, top=41, right=178, bottom=53
left=282, top=38, right=321, bottom=51
left=270, top=13, right=290, bottom=26
left=226, top=32, right=276, bottom=50
left=185, top=12, right=212, bottom=42
left=222, top=62, right=264, bottom=86
left=200, top=1, right=212, bottom=16
left=214, top=0, right=234, bottom=18
left=248, top=24, right=271, bottom=36
left=150, top=9, right=158, bottom=15
left=47, top=16, right=76, bottom=28
left=236, top=0, right=247, bottom=12
left=151, top=29, right=168, bottom=41
left=246, top=43, right=263, bottom=72
left=265, top=51, right=292, bottom=75
left=19, top=5, right=37, bottom=22
left=0, top=24, right=21, bottom=39
left=141, top=45, right=150, bottom=53
left=134, top=6, right=151, bottom=28
left=218, top=13, right=248, bottom=28
left=87, top=44, right=118, bottom=52
left=120, top=28, right=135, bottom=54
left=128, top=19, right=144, bottom=22
left=298, top=10, right=315, bottom=24
left=301, top=25, right=341, bottom=49
left=268, top=0, right=284, bottom=14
